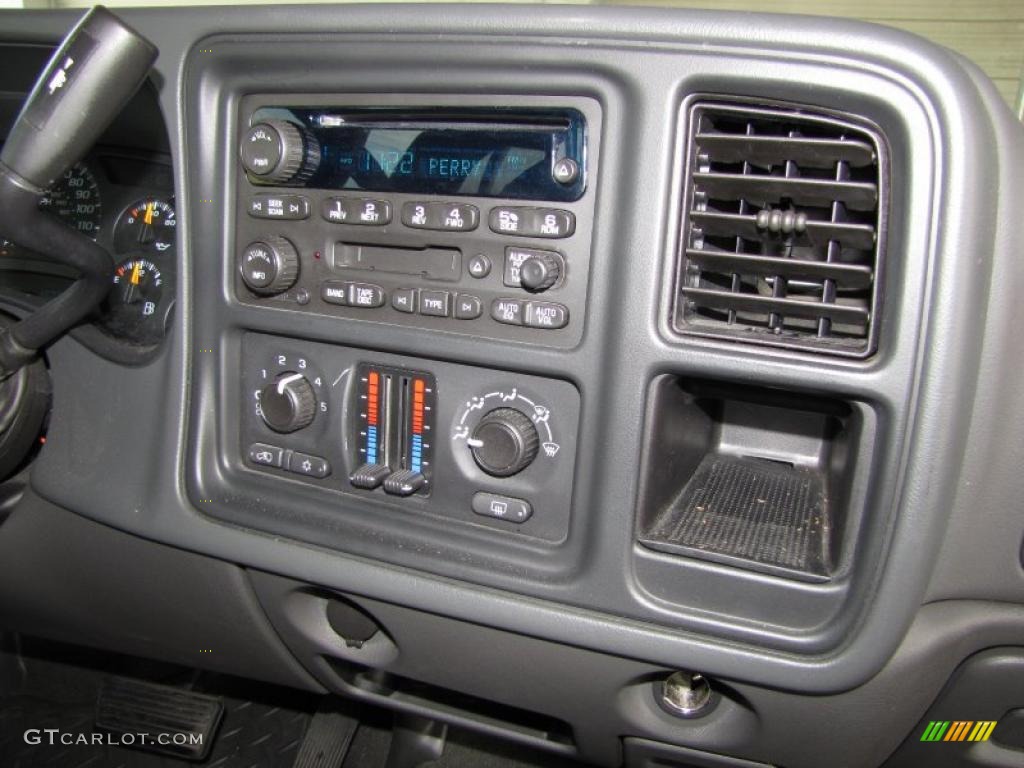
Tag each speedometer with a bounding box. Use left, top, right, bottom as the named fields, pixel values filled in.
left=38, top=162, right=102, bottom=240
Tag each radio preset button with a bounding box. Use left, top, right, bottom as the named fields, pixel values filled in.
left=524, top=301, right=569, bottom=329
left=392, top=288, right=417, bottom=314
left=454, top=294, right=482, bottom=320
left=249, top=194, right=310, bottom=220
left=491, top=298, right=525, bottom=326
left=419, top=290, right=451, bottom=317
left=490, top=207, right=525, bottom=235
left=322, top=197, right=392, bottom=226
left=402, top=201, right=479, bottom=232
left=354, top=199, right=391, bottom=225
left=489, top=206, right=575, bottom=239
left=322, top=197, right=353, bottom=223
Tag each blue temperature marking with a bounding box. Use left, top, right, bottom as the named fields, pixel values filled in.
left=367, top=426, right=378, bottom=464
left=411, top=434, right=423, bottom=473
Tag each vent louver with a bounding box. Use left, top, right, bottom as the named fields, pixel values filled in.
left=675, top=102, right=886, bottom=357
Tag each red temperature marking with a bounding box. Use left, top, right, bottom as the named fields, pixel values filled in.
left=367, top=370, right=379, bottom=426
left=412, top=378, right=425, bottom=434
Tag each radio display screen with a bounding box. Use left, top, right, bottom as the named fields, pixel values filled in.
left=248, top=107, right=587, bottom=202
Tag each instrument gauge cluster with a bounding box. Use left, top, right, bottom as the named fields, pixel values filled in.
left=0, top=150, right=176, bottom=347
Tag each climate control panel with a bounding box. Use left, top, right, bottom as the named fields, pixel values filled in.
left=236, top=333, right=579, bottom=542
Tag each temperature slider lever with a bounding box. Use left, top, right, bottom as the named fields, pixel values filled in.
left=350, top=365, right=436, bottom=497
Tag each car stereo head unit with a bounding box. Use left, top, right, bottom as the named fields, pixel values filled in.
left=234, top=96, right=599, bottom=347
left=241, top=106, right=587, bottom=202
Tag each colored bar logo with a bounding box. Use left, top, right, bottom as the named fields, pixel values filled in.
left=920, top=721, right=997, bottom=742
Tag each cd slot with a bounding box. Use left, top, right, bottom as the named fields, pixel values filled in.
left=334, top=242, right=461, bottom=282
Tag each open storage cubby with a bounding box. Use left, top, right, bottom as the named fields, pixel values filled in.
left=637, top=377, right=860, bottom=582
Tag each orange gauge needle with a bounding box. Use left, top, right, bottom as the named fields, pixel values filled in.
left=130, top=262, right=141, bottom=285
left=143, top=203, right=154, bottom=226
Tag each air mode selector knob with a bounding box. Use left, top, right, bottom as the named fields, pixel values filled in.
left=519, top=252, right=561, bottom=292
left=240, top=235, right=299, bottom=296
left=470, top=408, right=540, bottom=478
left=240, top=119, right=320, bottom=184
left=259, top=372, right=316, bottom=433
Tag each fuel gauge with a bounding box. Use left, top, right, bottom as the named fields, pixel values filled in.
left=112, top=257, right=163, bottom=316
left=102, top=256, right=171, bottom=344
left=113, top=198, right=176, bottom=254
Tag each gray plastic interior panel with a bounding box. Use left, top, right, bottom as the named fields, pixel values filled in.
left=0, top=2, right=1019, bottom=703
left=247, top=569, right=1024, bottom=768
left=884, top=647, right=1024, bottom=768
left=0, top=489, right=322, bottom=693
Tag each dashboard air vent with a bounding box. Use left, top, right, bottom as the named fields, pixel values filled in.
left=675, top=102, right=886, bottom=357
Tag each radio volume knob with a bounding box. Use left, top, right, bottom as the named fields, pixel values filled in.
left=470, top=408, right=540, bottom=478
left=240, top=236, right=299, bottom=296
left=260, top=372, right=316, bottom=433
left=240, top=119, right=320, bottom=184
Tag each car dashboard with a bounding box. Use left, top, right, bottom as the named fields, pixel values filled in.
left=0, top=5, right=1022, bottom=768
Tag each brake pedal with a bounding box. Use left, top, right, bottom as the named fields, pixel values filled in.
left=95, top=676, right=223, bottom=760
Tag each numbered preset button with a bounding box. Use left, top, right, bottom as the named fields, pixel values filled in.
left=321, top=197, right=392, bottom=226
left=401, top=201, right=479, bottom=232
left=488, top=206, right=575, bottom=239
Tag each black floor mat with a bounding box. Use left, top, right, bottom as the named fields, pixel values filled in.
left=1, top=637, right=589, bottom=768
left=0, top=638, right=322, bottom=768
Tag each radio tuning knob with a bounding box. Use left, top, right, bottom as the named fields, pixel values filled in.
left=260, top=372, right=316, bottom=433
left=470, top=408, right=540, bottom=477
left=239, top=235, right=299, bottom=296
left=519, top=252, right=561, bottom=292
left=240, top=119, right=320, bottom=184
